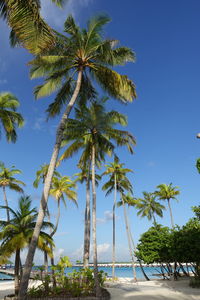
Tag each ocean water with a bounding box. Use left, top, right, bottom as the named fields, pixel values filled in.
left=35, top=266, right=161, bottom=280
left=0, top=272, right=14, bottom=280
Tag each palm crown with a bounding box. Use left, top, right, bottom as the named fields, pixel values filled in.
left=0, top=92, right=24, bottom=143
left=58, top=99, right=135, bottom=168
left=135, top=192, right=165, bottom=224
left=0, top=0, right=66, bottom=54
left=0, top=162, right=25, bottom=192
left=0, top=195, right=54, bottom=263
left=29, top=14, right=136, bottom=119
left=155, top=183, right=180, bottom=227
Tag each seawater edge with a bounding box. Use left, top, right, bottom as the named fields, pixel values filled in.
left=0, top=263, right=193, bottom=280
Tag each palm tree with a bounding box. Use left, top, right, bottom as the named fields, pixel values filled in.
left=0, top=92, right=24, bottom=143
left=49, top=175, right=77, bottom=237
left=20, top=15, right=136, bottom=298
left=105, top=175, right=137, bottom=282
left=57, top=99, right=135, bottom=295
left=196, top=158, right=200, bottom=174
left=135, top=192, right=165, bottom=225
left=0, top=162, right=25, bottom=221
left=120, top=193, right=150, bottom=281
left=155, top=183, right=180, bottom=228
left=33, top=163, right=61, bottom=189
left=0, top=0, right=66, bottom=54
left=0, top=195, right=54, bottom=296
left=102, top=157, right=133, bottom=280
left=33, top=163, right=61, bottom=275
left=74, top=167, right=101, bottom=268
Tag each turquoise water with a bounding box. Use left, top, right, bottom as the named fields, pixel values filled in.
left=65, top=266, right=159, bottom=279
left=34, top=266, right=161, bottom=280
left=0, top=272, right=14, bottom=280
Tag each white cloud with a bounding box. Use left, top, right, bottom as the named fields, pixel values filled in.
left=41, top=0, right=94, bottom=29
left=32, top=117, right=46, bottom=130
left=97, top=210, right=119, bottom=224
left=71, top=243, right=111, bottom=262
left=147, top=161, right=155, bottom=167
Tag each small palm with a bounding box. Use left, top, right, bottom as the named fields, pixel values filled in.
left=0, top=92, right=24, bottom=143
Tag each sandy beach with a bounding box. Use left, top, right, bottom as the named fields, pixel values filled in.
left=0, top=278, right=200, bottom=299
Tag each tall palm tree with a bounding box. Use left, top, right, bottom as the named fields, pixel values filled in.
left=135, top=192, right=165, bottom=225
left=49, top=175, right=77, bottom=237
left=20, top=15, right=136, bottom=298
left=0, top=0, right=66, bottom=54
left=105, top=175, right=137, bottom=281
left=102, top=156, right=133, bottom=280
left=74, top=167, right=101, bottom=268
left=0, top=195, right=54, bottom=296
left=0, top=162, right=25, bottom=221
left=155, top=183, right=180, bottom=228
left=57, top=99, right=135, bottom=295
left=0, top=92, right=24, bottom=143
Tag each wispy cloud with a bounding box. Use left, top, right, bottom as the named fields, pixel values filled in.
left=147, top=161, right=156, bottom=167
left=32, top=117, right=46, bottom=131
left=0, top=79, right=7, bottom=85
left=41, top=0, right=94, bottom=29
left=97, top=210, right=119, bottom=224
left=72, top=243, right=111, bottom=261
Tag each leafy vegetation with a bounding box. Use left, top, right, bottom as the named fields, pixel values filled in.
left=28, top=257, right=108, bottom=298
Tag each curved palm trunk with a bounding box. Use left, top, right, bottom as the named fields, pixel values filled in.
left=49, top=202, right=61, bottom=287
left=91, top=145, right=101, bottom=297
left=15, top=249, right=20, bottom=296
left=112, top=173, right=117, bottom=280
left=167, top=199, right=174, bottom=228
left=83, top=165, right=91, bottom=268
left=3, top=186, right=10, bottom=222
left=122, top=197, right=137, bottom=282
left=44, top=206, right=51, bottom=275
left=19, top=69, right=83, bottom=300
left=129, top=226, right=149, bottom=281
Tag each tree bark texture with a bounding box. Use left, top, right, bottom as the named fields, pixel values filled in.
left=83, top=165, right=91, bottom=268
left=19, top=69, right=83, bottom=300
left=91, top=145, right=101, bottom=297
left=122, top=198, right=137, bottom=282
left=3, top=186, right=10, bottom=222
left=112, top=173, right=117, bottom=280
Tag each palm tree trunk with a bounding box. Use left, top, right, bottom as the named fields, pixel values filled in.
left=91, top=145, right=101, bottom=297
left=128, top=213, right=149, bottom=281
left=167, top=199, right=174, bottom=228
left=153, top=214, right=156, bottom=226
left=19, top=68, right=83, bottom=300
left=122, top=197, right=137, bottom=282
left=49, top=201, right=61, bottom=287
left=44, top=251, right=48, bottom=274
left=112, top=173, right=117, bottom=281
left=83, top=164, right=91, bottom=268
left=3, top=186, right=10, bottom=222
left=15, top=249, right=20, bottom=296
left=167, top=199, right=176, bottom=280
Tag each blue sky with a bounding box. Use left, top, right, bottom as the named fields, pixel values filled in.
left=1, top=0, right=200, bottom=263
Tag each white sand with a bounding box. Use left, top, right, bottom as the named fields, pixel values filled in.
left=0, top=278, right=200, bottom=299
left=106, top=277, right=200, bottom=299
left=0, top=280, right=41, bottom=299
